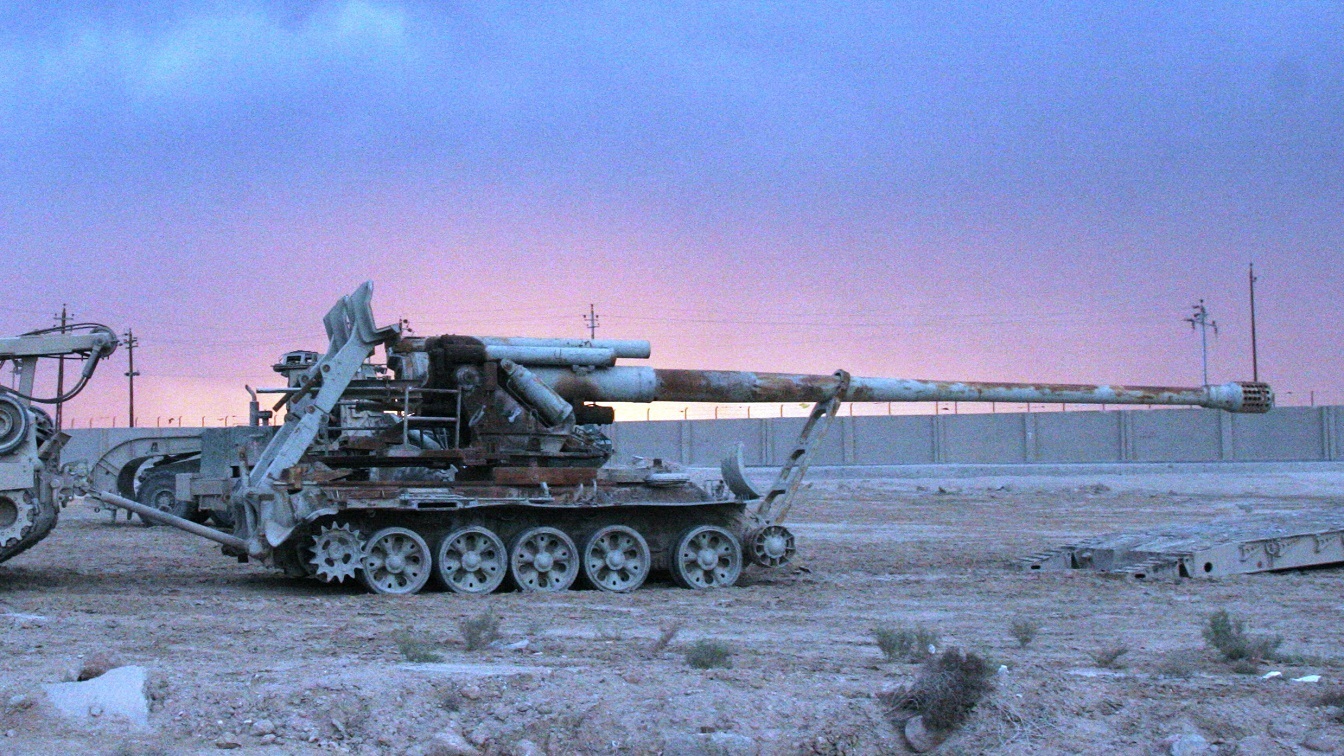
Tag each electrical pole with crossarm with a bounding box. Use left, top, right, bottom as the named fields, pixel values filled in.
left=584, top=303, right=599, bottom=340
left=53, top=305, right=71, bottom=430
left=123, top=330, right=140, bottom=427
left=1185, top=300, right=1218, bottom=386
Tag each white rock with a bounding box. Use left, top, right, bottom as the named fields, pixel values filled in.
left=1262, top=671, right=1282, bottom=679
left=1292, top=674, right=1322, bottom=683
left=42, top=665, right=148, bottom=728
left=1166, top=732, right=1209, bottom=755
left=706, top=731, right=759, bottom=756
left=425, top=728, right=482, bottom=756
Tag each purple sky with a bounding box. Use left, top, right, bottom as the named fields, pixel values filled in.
left=2, top=2, right=1340, bottom=425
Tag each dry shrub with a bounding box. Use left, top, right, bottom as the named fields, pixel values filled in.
left=460, top=611, right=501, bottom=652
left=1155, top=649, right=1199, bottom=679
left=650, top=621, right=681, bottom=654
left=875, top=625, right=939, bottom=663
left=883, top=648, right=995, bottom=732
left=1316, top=687, right=1344, bottom=723
left=1204, top=609, right=1282, bottom=662
left=1009, top=619, right=1039, bottom=649
left=394, top=630, right=443, bottom=663
left=685, top=639, right=733, bottom=669
left=1089, top=645, right=1129, bottom=669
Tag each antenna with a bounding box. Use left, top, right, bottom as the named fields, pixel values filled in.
left=1184, top=299, right=1218, bottom=386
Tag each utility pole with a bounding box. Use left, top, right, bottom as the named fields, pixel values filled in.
left=1248, top=263, right=1260, bottom=382
left=123, top=330, right=140, bottom=428
left=53, top=305, right=71, bottom=430
left=1185, top=299, right=1218, bottom=386
left=583, top=303, right=599, bottom=340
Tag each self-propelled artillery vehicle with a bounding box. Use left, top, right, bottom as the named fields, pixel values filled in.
left=77, top=282, right=1273, bottom=594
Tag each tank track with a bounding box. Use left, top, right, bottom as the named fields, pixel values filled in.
left=0, top=488, right=59, bottom=565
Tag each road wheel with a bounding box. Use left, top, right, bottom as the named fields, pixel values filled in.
left=360, top=526, right=432, bottom=595
left=582, top=525, right=651, bottom=593
left=509, top=526, right=578, bottom=592
left=436, top=526, right=507, bottom=595
left=671, top=525, right=742, bottom=589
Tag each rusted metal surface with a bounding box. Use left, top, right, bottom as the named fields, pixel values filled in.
left=492, top=467, right=599, bottom=486
left=520, top=366, right=1270, bottom=412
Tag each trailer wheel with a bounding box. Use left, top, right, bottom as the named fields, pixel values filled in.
left=671, top=525, right=742, bottom=589
left=136, top=472, right=206, bottom=526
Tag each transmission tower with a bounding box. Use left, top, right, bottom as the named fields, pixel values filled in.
left=1184, top=299, right=1218, bottom=386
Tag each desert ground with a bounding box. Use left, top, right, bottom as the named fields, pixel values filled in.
left=2, top=465, right=1343, bottom=755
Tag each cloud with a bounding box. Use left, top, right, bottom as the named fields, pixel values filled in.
left=0, top=2, right=411, bottom=137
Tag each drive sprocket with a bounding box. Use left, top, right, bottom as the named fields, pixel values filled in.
left=308, top=523, right=365, bottom=583
left=0, top=489, right=36, bottom=550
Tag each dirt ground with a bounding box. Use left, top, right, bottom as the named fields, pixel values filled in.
left=2, top=466, right=1343, bottom=755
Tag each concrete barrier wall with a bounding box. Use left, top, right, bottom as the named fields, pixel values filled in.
left=606, top=406, right=1344, bottom=467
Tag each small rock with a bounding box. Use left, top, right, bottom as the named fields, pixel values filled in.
left=260, top=734, right=277, bottom=745
left=88, top=704, right=103, bottom=718
left=251, top=718, right=276, bottom=736
left=1267, top=720, right=1304, bottom=739
left=4, top=730, right=14, bottom=738
left=1294, top=675, right=1323, bottom=683
left=215, top=735, right=242, bottom=749
left=706, top=731, right=759, bottom=755
left=1166, top=732, right=1209, bottom=755
left=1303, top=730, right=1342, bottom=753
left=6, top=694, right=30, bottom=711
left=469, top=722, right=493, bottom=746
left=663, top=733, right=708, bottom=756
left=461, top=685, right=482, bottom=700
left=425, top=728, right=481, bottom=756
left=1236, top=735, right=1289, bottom=755
left=513, top=739, right=542, bottom=756
left=904, top=715, right=945, bottom=753
left=77, top=653, right=118, bottom=681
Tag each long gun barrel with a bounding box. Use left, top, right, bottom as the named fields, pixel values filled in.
left=526, top=368, right=1273, bottom=413
left=397, top=335, right=1274, bottom=414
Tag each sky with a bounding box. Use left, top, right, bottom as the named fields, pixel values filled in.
left=1, top=1, right=1340, bottom=425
